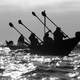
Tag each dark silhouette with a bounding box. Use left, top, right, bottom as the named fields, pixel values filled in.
left=17, top=34, right=24, bottom=46
left=17, top=34, right=29, bottom=47
left=5, top=40, right=18, bottom=50
left=5, top=38, right=29, bottom=50
left=6, top=40, right=14, bottom=47
left=6, top=11, right=80, bottom=57
left=29, top=31, right=80, bottom=57
left=29, top=33, right=40, bottom=48
left=0, top=68, right=5, bottom=74
left=53, top=27, right=67, bottom=41
left=43, top=30, right=53, bottom=46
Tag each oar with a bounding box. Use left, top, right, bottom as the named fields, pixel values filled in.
left=9, top=22, right=30, bottom=44
left=18, top=20, right=43, bottom=42
left=41, top=11, right=70, bottom=39
left=43, top=10, right=46, bottom=35
left=32, top=12, right=53, bottom=34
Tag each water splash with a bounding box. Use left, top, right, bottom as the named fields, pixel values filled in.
left=0, top=46, right=80, bottom=80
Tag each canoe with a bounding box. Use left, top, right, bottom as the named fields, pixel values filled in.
left=29, top=31, right=80, bottom=56
left=7, top=31, right=80, bottom=57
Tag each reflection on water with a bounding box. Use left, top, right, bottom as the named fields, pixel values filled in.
left=0, top=47, right=80, bottom=80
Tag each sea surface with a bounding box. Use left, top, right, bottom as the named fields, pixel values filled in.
left=0, top=46, right=80, bottom=80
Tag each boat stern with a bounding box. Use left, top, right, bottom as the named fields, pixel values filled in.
left=75, top=32, right=80, bottom=39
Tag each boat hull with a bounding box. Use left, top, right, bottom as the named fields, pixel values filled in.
left=30, top=37, right=79, bottom=56
left=7, top=32, right=80, bottom=56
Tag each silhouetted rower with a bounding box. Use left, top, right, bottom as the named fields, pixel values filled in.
left=6, top=40, right=14, bottom=47
left=53, top=27, right=67, bottom=41
left=17, top=34, right=29, bottom=47
left=43, top=30, right=53, bottom=46
left=18, top=34, right=24, bottom=45
left=29, top=33, right=40, bottom=48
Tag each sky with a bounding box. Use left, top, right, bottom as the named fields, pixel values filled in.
left=0, top=0, right=80, bottom=44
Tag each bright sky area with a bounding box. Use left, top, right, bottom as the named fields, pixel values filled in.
left=0, top=0, right=80, bottom=44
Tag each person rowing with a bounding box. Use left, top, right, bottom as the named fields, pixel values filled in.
left=53, top=27, right=67, bottom=41
left=17, top=34, right=29, bottom=48
left=43, top=30, right=53, bottom=46
left=29, top=33, right=40, bottom=49
left=6, top=40, right=14, bottom=47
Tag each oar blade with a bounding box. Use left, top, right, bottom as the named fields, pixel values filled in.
left=18, top=20, right=22, bottom=24
left=32, top=12, right=36, bottom=16
left=9, top=22, right=14, bottom=28
left=41, top=11, right=46, bottom=17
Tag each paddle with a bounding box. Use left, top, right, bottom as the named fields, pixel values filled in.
left=32, top=12, right=53, bottom=34
left=41, top=11, right=70, bottom=39
left=43, top=10, right=46, bottom=35
left=9, top=22, right=30, bottom=44
left=18, top=20, right=43, bottom=42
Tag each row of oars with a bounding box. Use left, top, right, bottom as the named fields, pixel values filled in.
left=32, top=11, right=69, bottom=39
left=9, top=19, right=42, bottom=45
left=9, top=11, right=70, bottom=45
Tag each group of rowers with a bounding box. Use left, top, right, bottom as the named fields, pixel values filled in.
left=6, top=27, right=68, bottom=49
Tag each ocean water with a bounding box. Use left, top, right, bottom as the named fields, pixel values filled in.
left=0, top=47, right=80, bottom=80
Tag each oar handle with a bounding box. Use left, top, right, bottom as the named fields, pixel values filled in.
left=41, top=12, right=70, bottom=39
left=32, top=12, right=53, bottom=34
left=18, top=20, right=43, bottom=42
left=18, top=20, right=33, bottom=33
left=42, top=10, right=46, bottom=35
left=41, top=12, right=58, bottom=27
left=9, top=22, right=30, bottom=44
left=47, top=16, right=70, bottom=39
left=9, top=22, right=21, bottom=35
